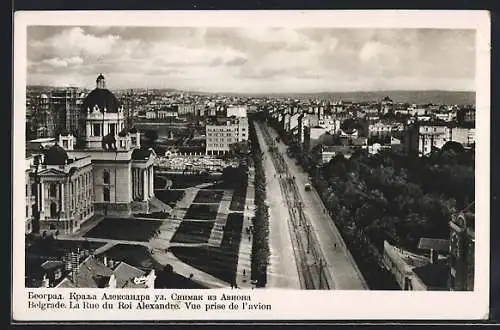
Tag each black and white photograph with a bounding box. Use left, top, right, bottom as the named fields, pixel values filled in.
left=13, top=10, right=490, bottom=321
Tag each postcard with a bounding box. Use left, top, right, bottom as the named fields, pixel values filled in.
left=12, top=10, right=490, bottom=321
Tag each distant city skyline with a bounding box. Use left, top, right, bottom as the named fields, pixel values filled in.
left=27, top=26, right=476, bottom=93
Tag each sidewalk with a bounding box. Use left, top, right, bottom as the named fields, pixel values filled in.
left=172, top=187, right=198, bottom=220
left=235, top=166, right=257, bottom=288
left=207, top=190, right=233, bottom=246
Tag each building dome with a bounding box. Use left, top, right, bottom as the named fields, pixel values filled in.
left=44, top=144, right=69, bottom=165
left=82, top=88, right=121, bottom=113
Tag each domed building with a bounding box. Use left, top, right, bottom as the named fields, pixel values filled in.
left=28, top=74, right=161, bottom=234
left=66, top=74, right=156, bottom=217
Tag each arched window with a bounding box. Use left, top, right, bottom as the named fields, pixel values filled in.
left=50, top=202, right=58, bottom=217
left=103, top=170, right=110, bottom=184
left=49, top=183, right=57, bottom=197
left=103, top=187, right=110, bottom=202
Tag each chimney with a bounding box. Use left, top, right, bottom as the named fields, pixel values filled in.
left=41, top=274, right=50, bottom=288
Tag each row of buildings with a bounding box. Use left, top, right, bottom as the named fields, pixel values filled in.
left=143, top=103, right=250, bottom=121
left=267, top=100, right=475, bottom=166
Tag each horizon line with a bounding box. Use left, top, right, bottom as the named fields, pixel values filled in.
left=26, top=85, right=476, bottom=95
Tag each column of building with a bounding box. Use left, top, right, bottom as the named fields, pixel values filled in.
left=143, top=169, right=148, bottom=201
left=149, top=166, right=154, bottom=198
left=60, top=182, right=65, bottom=218
left=40, top=182, right=45, bottom=220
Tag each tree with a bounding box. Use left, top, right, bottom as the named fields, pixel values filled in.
left=155, top=264, right=174, bottom=288
left=142, top=129, right=159, bottom=149
left=441, top=141, right=465, bottom=154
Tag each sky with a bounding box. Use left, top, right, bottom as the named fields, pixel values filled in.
left=26, top=26, right=476, bottom=93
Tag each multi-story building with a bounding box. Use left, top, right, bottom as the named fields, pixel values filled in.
left=157, top=109, right=178, bottom=119
left=29, top=94, right=56, bottom=138
left=404, top=121, right=476, bottom=156
left=30, top=144, right=94, bottom=234
left=178, top=103, right=195, bottom=116
left=205, top=117, right=248, bottom=155
left=369, top=121, right=394, bottom=137
left=226, top=106, right=247, bottom=118
left=51, top=88, right=86, bottom=138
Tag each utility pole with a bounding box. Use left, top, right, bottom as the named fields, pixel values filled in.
left=306, top=223, right=310, bottom=253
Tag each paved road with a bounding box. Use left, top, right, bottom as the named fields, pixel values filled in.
left=265, top=124, right=368, bottom=290
left=254, top=123, right=301, bottom=289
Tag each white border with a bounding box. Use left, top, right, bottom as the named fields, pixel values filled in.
left=12, top=10, right=491, bottom=321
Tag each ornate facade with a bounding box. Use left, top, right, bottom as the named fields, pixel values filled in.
left=27, top=74, right=156, bottom=234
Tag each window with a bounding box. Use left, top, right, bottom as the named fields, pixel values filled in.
left=103, top=187, right=110, bottom=202
left=63, top=140, right=68, bottom=149
left=25, top=184, right=28, bottom=197
left=50, top=202, right=58, bottom=217
left=103, top=170, right=110, bottom=184
left=49, top=183, right=57, bottom=197
left=26, top=206, right=29, bottom=218
left=110, top=123, right=116, bottom=135
left=31, top=183, right=37, bottom=195
left=93, top=123, right=101, bottom=136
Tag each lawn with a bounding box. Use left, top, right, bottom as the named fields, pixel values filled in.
left=167, top=174, right=220, bottom=189
left=169, top=213, right=244, bottom=284
left=193, top=190, right=224, bottom=204
left=154, top=189, right=185, bottom=207
left=183, top=204, right=219, bottom=221
left=154, top=176, right=167, bottom=189
left=229, top=186, right=247, bottom=212
left=26, top=238, right=106, bottom=258
left=170, top=221, right=215, bottom=244
left=84, top=218, right=162, bottom=242
left=221, top=213, right=244, bottom=249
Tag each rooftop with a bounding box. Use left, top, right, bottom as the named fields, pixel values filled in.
left=418, top=238, right=450, bottom=253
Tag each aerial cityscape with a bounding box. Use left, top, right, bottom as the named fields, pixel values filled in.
left=24, top=26, right=475, bottom=291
